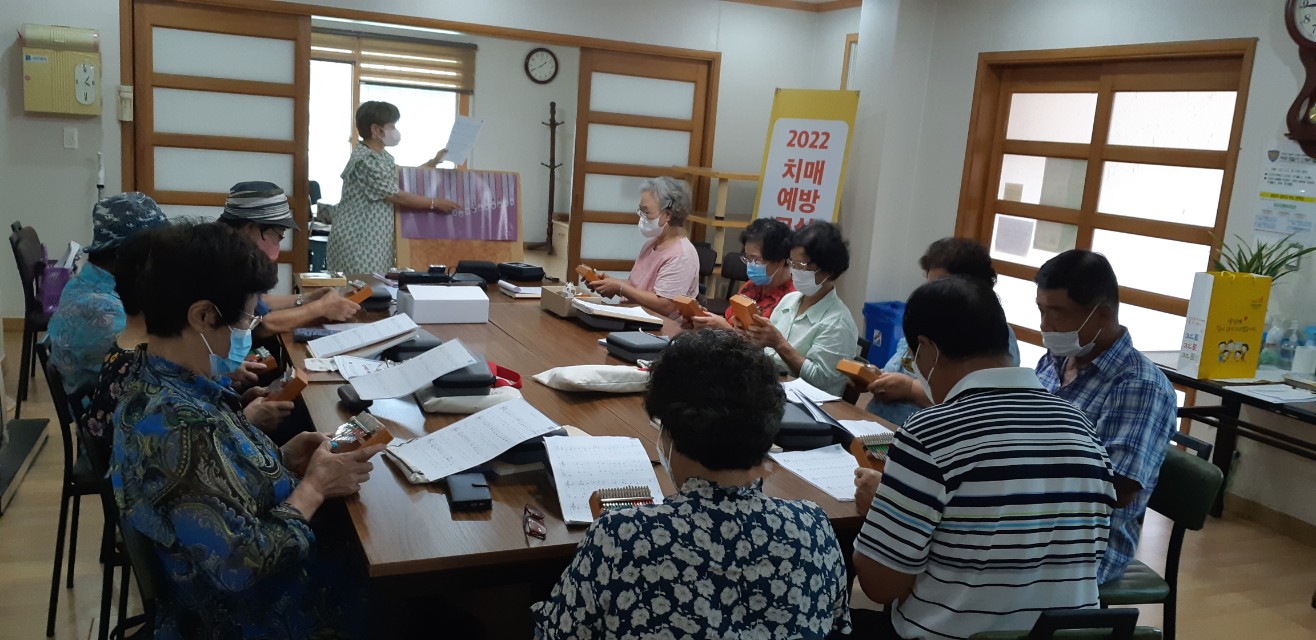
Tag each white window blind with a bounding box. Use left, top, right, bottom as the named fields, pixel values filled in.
left=311, top=31, right=475, bottom=93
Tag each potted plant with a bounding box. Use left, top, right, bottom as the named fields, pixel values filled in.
left=1213, top=233, right=1316, bottom=282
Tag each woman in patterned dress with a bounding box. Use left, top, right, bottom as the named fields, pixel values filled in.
left=326, top=101, right=459, bottom=274
left=532, top=329, right=852, bottom=639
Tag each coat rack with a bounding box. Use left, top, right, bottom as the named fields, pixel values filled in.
left=539, top=101, right=564, bottom=255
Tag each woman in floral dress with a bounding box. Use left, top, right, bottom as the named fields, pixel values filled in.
left=326, top=101, right=458, bottom=274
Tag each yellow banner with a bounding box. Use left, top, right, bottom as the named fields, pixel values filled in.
left=752, top=89, right=859, bottom=227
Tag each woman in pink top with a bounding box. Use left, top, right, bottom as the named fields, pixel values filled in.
left=587, top=177, right=701, bottom=319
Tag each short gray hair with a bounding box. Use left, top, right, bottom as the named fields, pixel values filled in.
left=640, top=176, right=692, bottom=224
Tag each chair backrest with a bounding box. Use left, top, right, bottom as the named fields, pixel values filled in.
left=1148, top=447, right=1223, bottom=531
left=694, top=243, right=716, bottom=279
left=1169, top=430, right=1213, bottom=461
left=970, top=608, right=1161, bottom=640
left=721, top=251, right=749, bottom=285
left=38, top=344, right=82, bottom=478
left=9, top=221, right=45, bottom=316
left=120, top=520, right=165, bottom=625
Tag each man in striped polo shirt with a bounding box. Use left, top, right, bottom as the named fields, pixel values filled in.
left=853, top=276, right=1117, bottom=640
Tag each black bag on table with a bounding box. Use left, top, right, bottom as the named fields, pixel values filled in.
left=455, top=260, right=501, bottom=284
left=605, top=331, right=669, bottom=363
left=498, top=262, right=545, bottom=282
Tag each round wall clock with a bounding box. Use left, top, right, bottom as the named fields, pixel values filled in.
left=525, top=47, right=559, bottom=85
left=1285, top=0, right=1316, bottom=155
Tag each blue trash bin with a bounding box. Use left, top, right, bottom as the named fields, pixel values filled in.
left=862, top=301, right=906, bottom=366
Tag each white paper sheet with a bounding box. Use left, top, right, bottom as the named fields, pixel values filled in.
left=839, top=420, right=895, bottom=440
left=385, top=399, right=560, bottom=482
left=303, top=358, right=337, bottom=372
left=571, top=299, right=663, bottom=325
left=349, top=339, right=479, bottom=400
left=1229, top=384, right=1316, bottom=404
left=444, top=116, right=484, bottom=166
left=769, top=444, right=857, bottom=503
left=308, top=314, right=418, bottom=359
left=782, top=378, right=840, bottom=403
left=544, top=436, right=665, bottom=525
left=499, top=280, right=542, bottom=298
left=333, top=355, right=393, bottom=380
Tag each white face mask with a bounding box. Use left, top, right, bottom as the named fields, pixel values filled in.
left=1042, top=305, right=1102, bottom=358
left=382, top=127, right=401, bottom=147
left=638, top=212, right=665, bottom=239
left=791, top=267, right=828, bottom=297
left=912, top=342, right=938, bottom=405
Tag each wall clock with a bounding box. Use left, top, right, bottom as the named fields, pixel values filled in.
left=1286, top=0, right=1316, bottom=156
left=525, top=47, right=559, bottom=85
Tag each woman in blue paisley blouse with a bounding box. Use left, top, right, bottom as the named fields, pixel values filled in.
left=532, top=329, right=852, bottom=639
left=110, top=222, right=384, bottom=640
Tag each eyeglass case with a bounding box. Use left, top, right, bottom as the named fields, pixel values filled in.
left=431, top=359, right=496, bottom=397
left=774, top=402, right=840, bottom=451
left=606, top=331, right=669, bottom=363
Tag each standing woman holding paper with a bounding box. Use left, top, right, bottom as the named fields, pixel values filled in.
left=326, top=101, right=460, bottom=274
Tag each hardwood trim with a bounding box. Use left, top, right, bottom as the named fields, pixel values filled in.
left=978, top=38, right=1260, bottom=66
left=580, top=211, right=636, bottom=225
left=955, top=57, right=1004, bottom=240
left=840, top=32, right=858, bottom=90
left=721, top=0, right=861, bottom=11
left=995, top=200, right=1082, bottom=225
left=133, top=3, right=156, bottom=195
left=176, top=0, right=720, bottom=63
left=150, top=190, right=226, bottom=206
left=151, top=73, right=297, bottom=98
left=817, top=1, right=862, bottom=12
left=1013, top=325, right=1042, bottom=347
left=292, top=14, right=311, bottom=273
left=120, top=0, right=135, bottom=191
left=995, top=260, right=1189, bottom=317
left=567, top=49, right=595, bottom=279
left=587, top=112, right=694, bottom=132
left=1000, top=140, right=1090, bottom=161
left=138, top=0, right=299, bottom=39
left=1108, top=70, right=1242, bottom=92
left=1103, top=145, right=1228, bottom=170
left=582, top=161, right=684, bottom=179
left=151, top=133, right=296, bottom=154
left=1075, top=74, right=1115, bottom=250
left=1214, top=40, right=1257, bottom=266
left=1090, top=214, right=1216, bottom=246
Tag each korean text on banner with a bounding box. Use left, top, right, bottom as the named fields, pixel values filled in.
left=1177, top=272, right=1272, bottom=380
left=752, top=89, right=859, bottom=228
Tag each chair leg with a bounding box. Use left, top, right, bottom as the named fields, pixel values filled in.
left=67, top=495, right=81, bottom=588
left=16, top=327, right=33, bottom=417
left=1164, top=590, right=1176, bottom=640
left=117, top=561, right=131, bottom=635
left=46, top=490, right=72, bottom=637
left=99, top=556, right=114, bottom=640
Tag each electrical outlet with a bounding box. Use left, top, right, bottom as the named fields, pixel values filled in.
left=63, top=126, right=78, bottom=149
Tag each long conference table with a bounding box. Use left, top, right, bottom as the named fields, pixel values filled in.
left=286, top=291, right=884, bottom=631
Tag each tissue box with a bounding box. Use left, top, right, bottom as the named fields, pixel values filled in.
left=399, top=285, right=489, bottom=324
left=540, top=286, right=602, bottom=318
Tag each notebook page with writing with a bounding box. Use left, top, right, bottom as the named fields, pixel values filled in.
left=769, top=444, right=857, bottom=502
left=545, top=436, right=665, bottom=525
left=386, top=398, right=559, bottom=483
left=308, top=314, right=418, bottom=358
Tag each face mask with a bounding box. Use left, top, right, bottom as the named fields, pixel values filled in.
left=657, top=425, right=674, bottom=480
left=746, top=262, right=775, bottom=286
left=1042, top=305, right=1102, bottom=358
left=382, top=127, right=401, bottom=147
left=912, top=342, right=938, bottom=405
left=638, top=213, right=664, bottom=239
left=200, top=325, right=252, bottom=378
left=791, top=267, right=827, bottom=297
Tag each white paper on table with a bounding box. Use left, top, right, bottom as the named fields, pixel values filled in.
left=499, top=281, right=542, bottom=297
left=323, top=323, right=371, bottom=332
left=303, top=358, right=337, bottom=372
left=839, top=420, right=895, bottom=440
left=308, top=314, right=418, bottom=358
left=782, top=378, right=840, bottom=403
left=385, top=399, right=559, bottom=483
left=1229, top=384, right=1316, bottom=404
left=443, top=116, right=484, bottom=166
left=349, top=339, right=479, bottom=400
left=769, top=444, right=857, bottom=502
left=1212, top=366, right=1288, bottom=384
left=544, top=436, right=665, bottom=525
left=333, top=355, right=392, bottom=380
left=571, top=298, right=663, bottom=324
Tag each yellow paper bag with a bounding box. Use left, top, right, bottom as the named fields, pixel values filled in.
left=1177, top=272, right=1272, bottom=379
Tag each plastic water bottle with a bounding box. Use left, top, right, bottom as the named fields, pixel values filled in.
left=1280, top=322, right=1300, bottom=370
left=1260, top=318, right=1283, bottom=367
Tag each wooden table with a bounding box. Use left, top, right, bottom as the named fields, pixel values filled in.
left=290, top=295, right=881, bottom=584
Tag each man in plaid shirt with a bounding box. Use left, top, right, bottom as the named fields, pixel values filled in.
left=1033, top=250, right=1178, bottom=584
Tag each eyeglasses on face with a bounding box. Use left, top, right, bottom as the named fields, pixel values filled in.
left=786, top=259, right=817, bottom=271
left=739, top=255, right=768, bottom=266
left=261, top=228, right=286, bottom=243
left=237, top=310, right=262, bottom=332
left=523, top=504, right=547, bottom=540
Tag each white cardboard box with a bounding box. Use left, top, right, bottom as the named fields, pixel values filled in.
left=399, top=285, right=489, bottom=324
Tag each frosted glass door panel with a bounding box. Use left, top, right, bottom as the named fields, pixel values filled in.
left=155, top=147, right=293, bottom=193
left=996, top=275, right=1041, bottom=331
left=309, top=60, right=354, bottom=205
left=587, top=125, right=690, bottom=167
left=589, top=73, right=694, bottom=120
left=997, top=155, right=1086, bottom=209
left=1120, top=304, right=1186, bottom=352
left=583, top=174, right=647, bottom=213
left=274, top=264, right=293, bottom=295
left=1017, top=341, right=1047, bottom=368
left=1091, top=229, right=1208, bottom=300
left=990, top=214, right=1076, bottom=268
left=1006, top=93, right=1097, bottom=144
left=1097, top=162, right=1222, bottom=227
left=153, top=28, right=294, bottom=83
left=154, top=88, right=294, bottom=140
left=1108, top=91, right=1236, bottom=151
left=158, top=204, right=221, bottom=221
left=581, top=222, right=645, bottom=260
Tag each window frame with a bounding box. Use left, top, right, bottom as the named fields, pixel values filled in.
left=954, top=39, right=1257, bottom=348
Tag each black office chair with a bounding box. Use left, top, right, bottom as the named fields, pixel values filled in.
left=970, top=608, right=1161, bottom=640
left=10, top=221, right=52, bottom=418
left=691, top=242, right=717, bottom=299
left=1170, top=430, right=1212, bottom=461
left=1098, top=443, right=1223, bottom=640
left=704, top=251, right=747, bottom=316
left=38, top=345, right=116, bottom=637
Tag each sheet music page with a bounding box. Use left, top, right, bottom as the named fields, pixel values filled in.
left=308, top=314, right=418, bottom=358
left=571, top=299, right=662, bottom=324
left=333, top=355, right=392, bottom=380
left=350, top=339, right=479, bottom=400
left=545, top=436, right=665, bottom=525
left=782, top=378, right=840, bottom=403
left=769, top=444, right=857, bottom=503
left=388, top=398, right=559, bottom=481
left=839, top=420, right=895, bottom=440
left=444, top=116, right=484, bottom=166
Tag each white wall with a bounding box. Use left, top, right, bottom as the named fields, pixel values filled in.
left=845, top=0, right=1316, bottom=525
left=0, top=1, right=122, bottom=320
